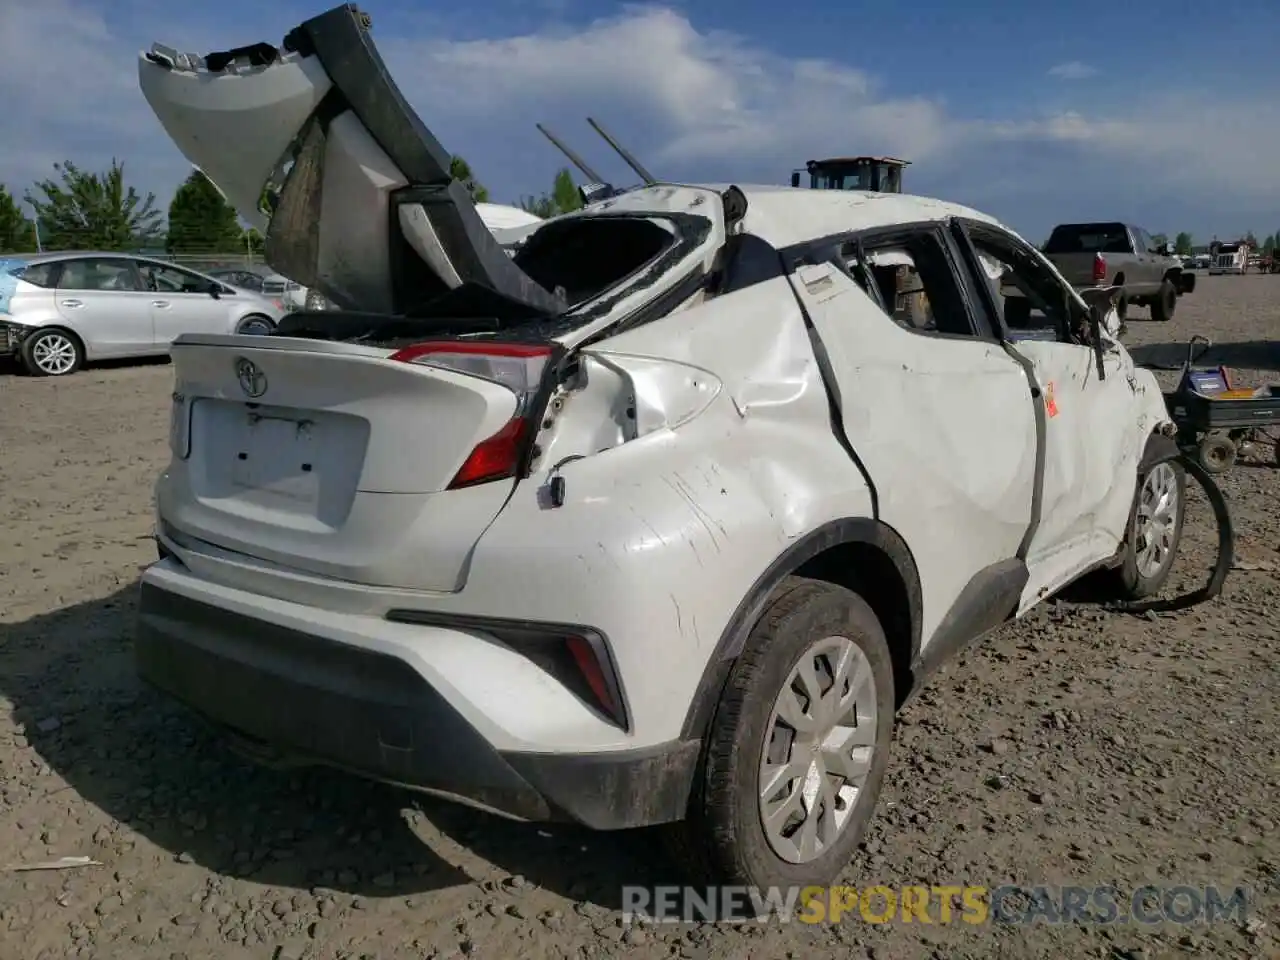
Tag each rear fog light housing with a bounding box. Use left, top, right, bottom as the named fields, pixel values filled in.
left=385, top=611, right=628, bottom=729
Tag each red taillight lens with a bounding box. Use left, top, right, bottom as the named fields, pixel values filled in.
left=566, top=636, right=615, bottom=716
left=1092, top=253, right=1107, bottom=284
left=549, top=632, right=626, bottom=727
left=389, top=340, right=555, bottom=490
left=448, top=416, right=529, bottom=488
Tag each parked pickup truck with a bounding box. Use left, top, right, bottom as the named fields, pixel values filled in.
left=1042, top=221, right=1194, bottom=323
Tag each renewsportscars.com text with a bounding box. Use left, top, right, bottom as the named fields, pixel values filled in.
left=621, top=884, right=1250, bottom=926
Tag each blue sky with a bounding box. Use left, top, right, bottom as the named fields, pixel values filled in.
left=3, top=0, right=1279, bottom=244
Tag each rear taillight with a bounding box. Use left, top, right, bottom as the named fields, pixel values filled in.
left=450, top=417, right=530, bottom=488
left=1092, top=253, right=1107, bottom=284
left=390, top=341, right=555, bottom=489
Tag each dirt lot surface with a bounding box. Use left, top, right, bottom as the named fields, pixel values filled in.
left=2, top=275, right=1278, bottom=960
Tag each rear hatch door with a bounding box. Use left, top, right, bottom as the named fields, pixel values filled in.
left=138, top=4, right=567, bottom=318
left=161, top=333, right=551, bottom=592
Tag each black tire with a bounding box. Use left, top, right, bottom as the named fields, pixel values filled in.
left=1150, top=279, right=1178, bottom=322
left=235, top=314, right=276, bottom=336
left=1198, top=435, right=1236, bottom=474
left=664, top=577, right=895, bottom=894
left=1114, top=460, right=1187, bottom=599
left=20, top=327, right=84, bottom=377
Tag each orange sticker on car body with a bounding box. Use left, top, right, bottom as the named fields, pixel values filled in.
left=1045, top=381, right=1059, bottom=418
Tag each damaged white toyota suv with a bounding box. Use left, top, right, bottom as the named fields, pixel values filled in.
left=135, top=4, right=1186, bottom=890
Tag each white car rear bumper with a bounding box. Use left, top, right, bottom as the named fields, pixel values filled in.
left=136, top=557, right=701, bottom=828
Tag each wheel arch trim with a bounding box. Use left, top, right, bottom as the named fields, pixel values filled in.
left=677, top=517, right=922, bottom=741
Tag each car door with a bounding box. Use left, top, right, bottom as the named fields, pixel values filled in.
left=788, top=223, right=1038, bottom=652
left=54, top=257, right=155, bottom=357
left=136, top=261, right=233, bottom=345
left=953, top=218, right=1142, bottom=611
left=1131, top=226, right=1162, bottom=291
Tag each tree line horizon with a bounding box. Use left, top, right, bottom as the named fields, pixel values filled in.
left=0, top=157, right=1276, bottom=259
left=0, top=156, right=583, bottom=256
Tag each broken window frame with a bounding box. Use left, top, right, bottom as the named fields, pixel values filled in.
left=951, top=219, right=1087, bottom=347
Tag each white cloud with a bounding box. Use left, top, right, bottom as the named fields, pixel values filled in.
left=1, top=1, right=1277, bottom=239
left=0, top=1, right=158, bottom=195
left=381, top=7, right=960, bottom=169
left=1047, top=61, right=1099, bottom=80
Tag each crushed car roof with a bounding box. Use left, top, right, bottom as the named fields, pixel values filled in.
left=648, top=184, right=1003, bottom=251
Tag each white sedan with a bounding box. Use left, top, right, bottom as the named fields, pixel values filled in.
left=0, top=252, right=285, bottom=376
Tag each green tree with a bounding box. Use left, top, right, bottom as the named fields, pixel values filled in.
left=550, top=168, right=581, bottom=214
left=1244, top=231, right=1258, bottom=248
left=1174, top=232, right=1193, bottom=256
left=519, top=168, right=582, bottom=219
left=0, top=184, right=37, bottom=253
left=165, top=169, right=244, bottom=254
left=25, top=160, right=161, bottom=251
left=449, top=155, right=489, bottom=203
left=1263, top=234, right=1276, bottom=254
left=243, top=227, right=265, bottom=256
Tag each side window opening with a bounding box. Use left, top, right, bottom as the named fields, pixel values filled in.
left=969, top=230, right=1085, bottom=343
left=842, top=232, right=978, bottom=338
left=138, top=263, right=211, bottom=294
left=10, top=262, right=58, bottom=288
left=57, top=259, right=141, bottom=292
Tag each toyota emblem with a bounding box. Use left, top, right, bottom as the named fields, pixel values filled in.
left=235, top=357, right=267, bottom=398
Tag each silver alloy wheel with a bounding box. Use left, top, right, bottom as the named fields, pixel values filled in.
left=1135, top=462, right=1179, bottom=579
left=758, top=635, right=878, bottom=863
left=31, top=332, right=78, bottom=375
left=237, top=316, right=274, bottom=336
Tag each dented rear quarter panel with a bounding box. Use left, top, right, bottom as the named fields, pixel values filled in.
left=436, top=275, right=875, bottom=747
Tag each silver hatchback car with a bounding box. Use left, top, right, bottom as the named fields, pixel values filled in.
left=0, top=252, right=286, bottom=376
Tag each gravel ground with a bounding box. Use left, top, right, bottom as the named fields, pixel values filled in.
left=1, top=274, right=1278, bottom=960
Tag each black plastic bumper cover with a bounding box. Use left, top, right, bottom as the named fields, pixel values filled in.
left=135, top=581, right=699, bottom=830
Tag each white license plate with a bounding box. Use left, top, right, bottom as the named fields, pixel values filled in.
left=230, top=414, right=321, bottom=507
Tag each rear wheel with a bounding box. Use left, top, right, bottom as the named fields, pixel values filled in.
left=236, top=314, right=275, bottom=336
left=21, top=328, right=84, bottom=377
left=665, top=578, right=894, bottom=893
left=1150, top=279, right=1178, bottom=322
